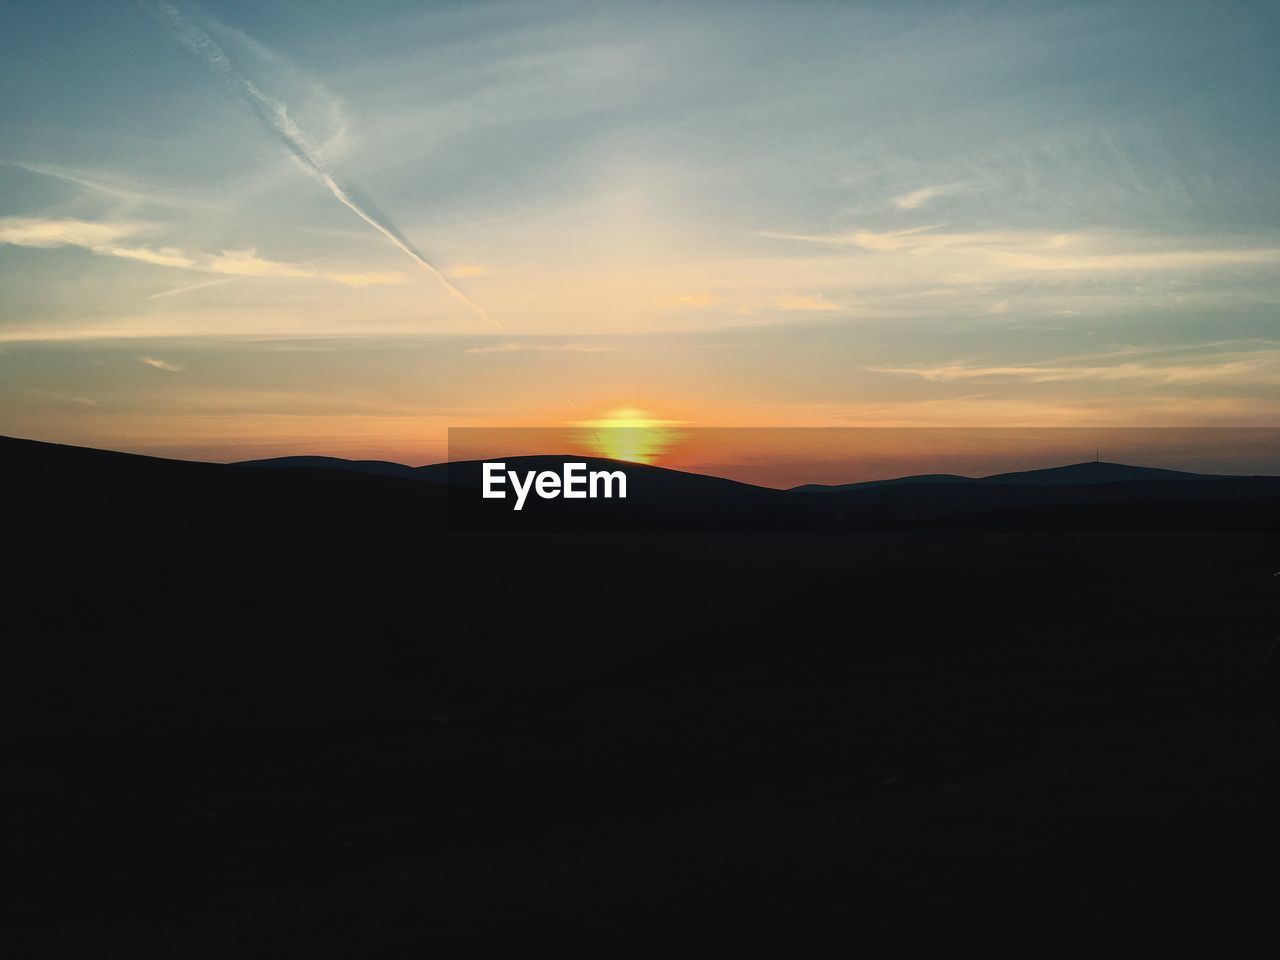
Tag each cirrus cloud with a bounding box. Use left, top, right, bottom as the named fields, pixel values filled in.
left=464, top=341, right=622, bottom=355
left=773, top=292, right=841, bottom=312
left=892, top=183, right=969, bottom=210
left=867, top=343, right=1280, bottom=387
left=0, top=217, right=407, bottom=289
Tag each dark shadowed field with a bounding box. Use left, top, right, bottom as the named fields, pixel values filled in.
left=4, top=435, right=1279, bottom=953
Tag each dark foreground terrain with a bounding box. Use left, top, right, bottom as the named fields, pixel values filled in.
left=4, top=436, right=1280, bottom=953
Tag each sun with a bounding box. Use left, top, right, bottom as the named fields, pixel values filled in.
left=573, top=408, right=684, bottom=464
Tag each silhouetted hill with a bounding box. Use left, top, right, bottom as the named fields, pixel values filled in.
left=234, top=449, right=1258, bottom=501
left=5, top=433, right=1280, bottom=952
left=238, top=449, right=1256, bottom=499
left=792, top=459, right=1230, bottom=492
left=985, top=460, right=1223, bottom=484
left=240, top=451, right=781, bottom=498
left=7, top=436, right=1278, bottom=538
left=239, top=454, right=421, bottom=480
left=411, top=453, right=774, bottom=494
left=793, top=472, right=972, bottom=491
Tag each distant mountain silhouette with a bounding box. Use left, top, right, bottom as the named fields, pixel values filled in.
left=224, top=442, right=1280, bottom=535
left=242, top=452, right=774, bottom=495
left=792, top=460, right=1229, bottom=492
left=793, top=472, right=974, bottom=491
left=239, top=455, right=421, bottom=480
left=241, top=453, right=1249, bottom=494
left=984, top=460, right=1224, bottom=484
left=412, top=454, right=776, bottom=496
left=7, top=437, right=1272, bottom=530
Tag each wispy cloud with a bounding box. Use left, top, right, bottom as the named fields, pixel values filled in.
left=892, top=183, right=968, bottom=210
left=105, top=245, right=198, bottom=269
left=0, top=216, right=198, bottom=268
left=205, top=248, right=312, bottom=279
left=0, top=217, right=406, bottom=288
left=464, top=341, right=622, bottom=355
left=759, top=224, right=1280, bottom=273
left=145, top=276, right=244, bottom=300
left=827, top=393, right=991, bottom=420
left=2, top=158, right=214, bottom=210
left=659, top=292, right=719, bottom=308
left=759, top=224, right=944, bottom=251
left=773, top=292, right=841, bottom=312
left=139, top=0, right=497, bottom=329
left=137, top=355, right=184, bottom=372
left=868, top=344, right=1280, bottom=386
left=995, top=247, right=1280, bottom=272
left=0, top=217, right=149, bottom=249
left=326, top=271, right=410, bottom=288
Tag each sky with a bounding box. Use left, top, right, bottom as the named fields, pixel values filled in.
left=1, top=0, right=1278, bottom=474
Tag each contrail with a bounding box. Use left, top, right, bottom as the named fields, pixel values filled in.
left=146, top=275, right=242, bottom=300
left=139, top=1, right=499, bottom=329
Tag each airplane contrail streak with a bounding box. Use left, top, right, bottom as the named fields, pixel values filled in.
left=139, top=0, right=500, bottom=329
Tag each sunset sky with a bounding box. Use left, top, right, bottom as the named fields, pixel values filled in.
left=2, top=1, right=1278, bottom=472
